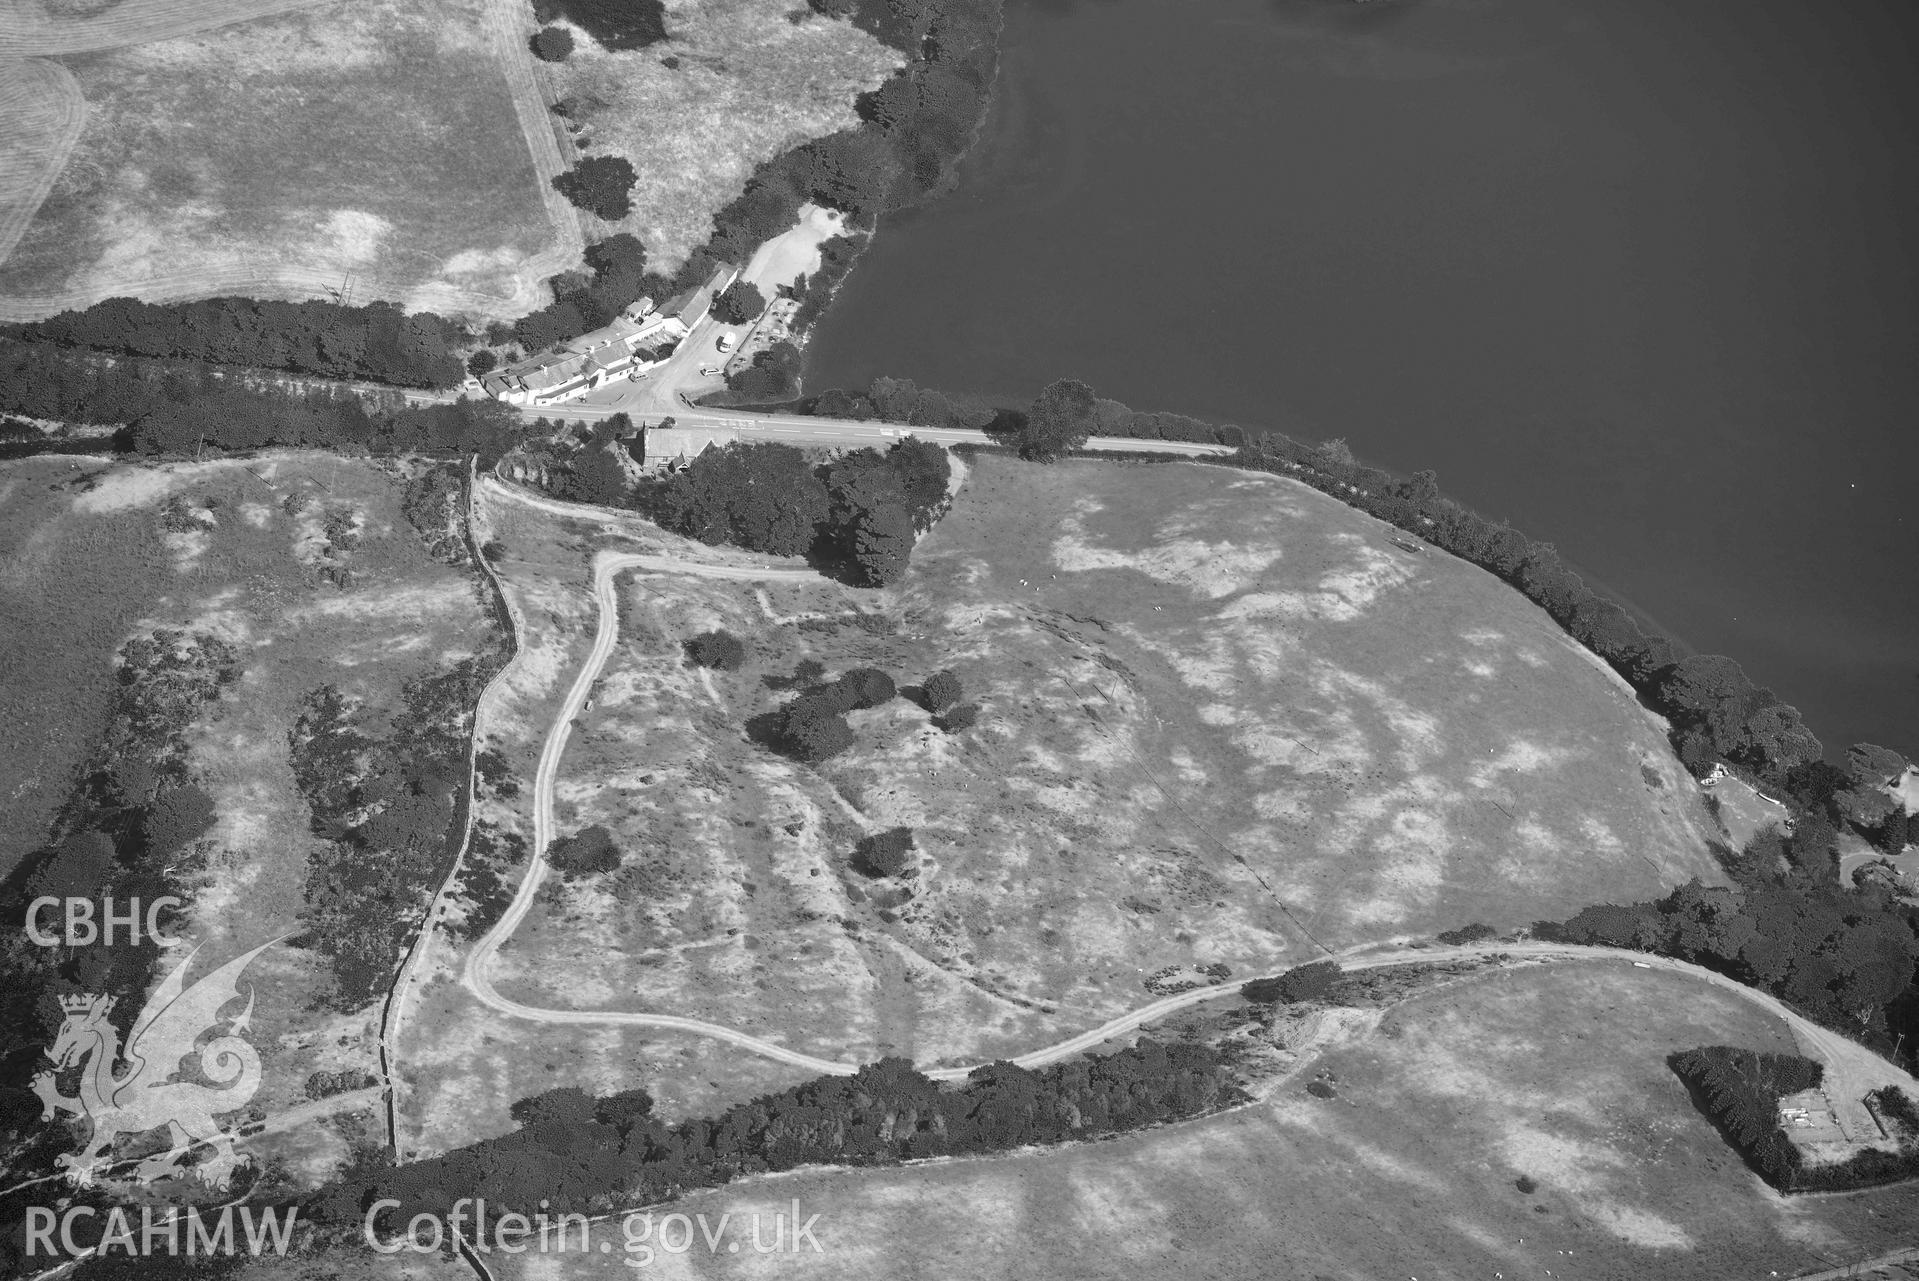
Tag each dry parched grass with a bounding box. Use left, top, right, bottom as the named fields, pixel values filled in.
left=0, top=58, right=85, bottom=268
left=397, top=963, right=1919, bottom=1281
left=0, top=451, right=496, bottom=1188
left=0, top=0, right=334, bottom=55
left=466, top=456, right=1731, bottom=1098
left=0, top=0, right=561, bottom=319
left=540, top=0, right=902, bottom=269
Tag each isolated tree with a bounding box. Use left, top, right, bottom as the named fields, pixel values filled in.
left=922, top=669, right=962, bottom=712
left=1018, top=378, right=1097, bottom=461
left=839, top=667, right=895, bottom=708
left=466, top=349, right=498, bottom=377
left=685, top=629, right=746, bottom=671
left=553, top=156, right=639, bottom=221
left=854, top=827, right=915, bottom=877
left=549, top=825, right=620, bottom=876
left=711, top=280, right=766, bottom=325
left=531, top=25, right=575, bottom=61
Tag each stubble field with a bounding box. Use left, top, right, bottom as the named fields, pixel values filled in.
left=0, top=0, right=566, bottom=320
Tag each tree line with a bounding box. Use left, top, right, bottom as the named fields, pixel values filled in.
left=0, top=339, right=528, bottom=464
left=6, top=297, right=469, bottom=389
left=803, top=374, right=1246, bottom=452
left=304, top=1040, right=1235, bottom=1240
left=287, top=657, right=502, bottom=1007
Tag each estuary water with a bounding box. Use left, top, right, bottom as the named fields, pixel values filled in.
left=806, top=0, right=1919, bottom=755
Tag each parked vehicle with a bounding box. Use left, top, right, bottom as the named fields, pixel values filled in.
left=699, top=366, right=721, bottom=377
left=716, top=332, right=737, bottom=353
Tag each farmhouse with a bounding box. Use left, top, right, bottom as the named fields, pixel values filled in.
left=480, top=264, right=741, bottom=406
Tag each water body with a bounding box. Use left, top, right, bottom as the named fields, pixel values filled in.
left=808, top=0, right=1919, bottom=756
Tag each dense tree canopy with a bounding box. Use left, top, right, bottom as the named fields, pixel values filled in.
left=685, top=629, right=747, bottom=671
left=855, top=827, right=915, bottom=876
left=534, top=0, right=666, bottom=49
left=922, top=669, right=962, bottom=712
left=11, top=296, right=468, bottom=388
left=531, top=25, right=575, bottom=60
left=712, top=280, right=766, bottom=325
left=1018, top=378, right=1098, bottom=460
left=644, top=441, right=829, bottom=557
left=553, top=156, right=639, bottom=221
left=549, top=825, right=620, bottom=877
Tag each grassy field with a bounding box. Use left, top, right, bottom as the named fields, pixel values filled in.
left=0, top=456, right=172, bottom=879
left=395, top=490, right=836, bottom=1157
left=453, top=961, right=1919, bottom=1281
left=407, top=456, right=1742, bottom=1153
left=0, top=58, right=85, bottom=269
left=0, top=0, right=565, bottom=320
left=0, top=0, right=331, bottom=55
left=537, top=0, right=900, bottom=269
left=0, top=450, right=497, bottom=1188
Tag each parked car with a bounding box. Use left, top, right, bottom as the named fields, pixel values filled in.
left=699, top=366, right=721, bottom=377
left=716, top=332, right=737, bottom=353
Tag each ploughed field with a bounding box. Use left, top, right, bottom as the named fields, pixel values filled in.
left=465, top=455, right=1731, bottom=1102
left=464, top=961, right=1919, bottom=1281
left=0, top=452, right=498, bottom=1188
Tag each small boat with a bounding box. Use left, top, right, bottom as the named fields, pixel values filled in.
left=1388, top=536, right=1423, bottom=555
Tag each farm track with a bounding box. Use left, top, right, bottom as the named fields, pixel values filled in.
left=452, top=479, right=1919, bottom=1112
left=474, top=0, right=583, bottom=312
left=0, top=0, right=331, bottom=55
left=0, top=58, right=85, bottom=272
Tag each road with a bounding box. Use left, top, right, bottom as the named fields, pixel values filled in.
left=457, top=478, right=1919, bottom=1110
left=1839, top=846, right=1918, bottom=889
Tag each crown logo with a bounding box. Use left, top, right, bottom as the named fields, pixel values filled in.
left=59, top=993, right=110, bottom=1015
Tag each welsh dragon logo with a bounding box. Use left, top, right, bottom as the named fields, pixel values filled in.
left=32, top=940, right=277, bottom=1190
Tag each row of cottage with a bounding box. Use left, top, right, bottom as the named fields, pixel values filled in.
left=480, top=262, right=739, bottom=408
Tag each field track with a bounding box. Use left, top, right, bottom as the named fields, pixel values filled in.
left=479, top=0, right=583, bottom=303
left=0, top=0, right=329, bottom=56
left=0, top=58, right=84, bottom=271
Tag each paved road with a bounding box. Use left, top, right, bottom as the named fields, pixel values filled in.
left=457, top=479, right=1919, bottom=1111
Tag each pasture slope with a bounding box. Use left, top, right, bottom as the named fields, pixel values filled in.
left=0, top=58, right=85, bottom=270
left=461, top=961, right=1919, bottom=1281
left=398, top=455, right=1742, bottom=1152
left=532, top=0, right=902, bottom=270
left=0, top=0, right=331, bottom=55
left=0, top=0, right=566, bottom=321
left=0, top=451, right=498, bottom=1188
